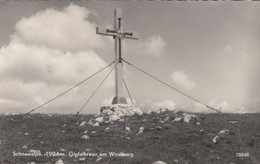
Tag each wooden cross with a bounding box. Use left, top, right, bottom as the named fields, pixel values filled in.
left=96, top=8, right=139, bottom=104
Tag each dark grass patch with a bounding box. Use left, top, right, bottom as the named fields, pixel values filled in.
left=0, top=112, right=260, bottom=164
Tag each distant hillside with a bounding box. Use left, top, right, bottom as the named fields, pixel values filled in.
left=0, top=111, right=259, bottom=164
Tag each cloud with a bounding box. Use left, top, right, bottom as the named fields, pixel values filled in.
left=0, top=4, right=113, bottom=114
left=134, top=35, right=166, bottom=57
left=209, top=100, right=229, bottom=113
left=139, top=99, right=176, bottom=113
left=171, top=70, right=196, bottom=90
left=155, top=100, right=176, bottom=110
left=14, top=4, right=106, bottom=51
left=192, top=102, right=209, bottom=113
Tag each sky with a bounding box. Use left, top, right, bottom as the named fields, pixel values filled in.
left=0, top=1, right=259, bottom=114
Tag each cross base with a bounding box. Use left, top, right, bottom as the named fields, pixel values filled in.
left=112, top=96, right=127, bottom=104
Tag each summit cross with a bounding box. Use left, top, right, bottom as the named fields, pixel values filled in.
left=96, top=8, right=139, bottom=104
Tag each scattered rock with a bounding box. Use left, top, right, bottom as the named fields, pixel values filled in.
left=153, top=161, right=167, bottom=164
left=196, top=122, right=201, bottom=125
left=137, top=127, right=144, bottom=135
left=159, top=121, right=165, bottom=124
left=54, top=159, right=64, bottom=164
left=84, top=130, right=88, bottom=134
left=88, top=120, right=95, bottom=126
left=105, top=127, right=110, bottom=132
left=79, top=121, right=87, bottom=127
left=218, top=129, right=229, bottom=134
left=62, top=124, right=67, bottom=127
left=62, top=130, right=65, bottom=133
left=213, top=136, right=219, bottom=143
left=24, top=132, right=29, bottom=136
left=60, top=149, right=66, bottom=152
left=81, top=135, right=90, bottom=139
left=156, top=126, right=162, bottom=130
left=109, top=115, right=120, bottom=122
left=173, top=117, right=182, bottom=122
left=22, top=145, right=28, bottom=149
left=183, top=114, right=196, bottom=123
left=125, top=127, right=131, bottom=132
left=164, top=116, right=169, bottom=121
left=91, top=131, right=96, bottom=134
left=40, top=141, right=44, bottom=144
left=93, top=122, right=99, bottom=127
left=229, top=120, right=238, bottom=124
left=95, top=117, right=104, bottom=123
left=158, top=108, right=167, bottom=113
left=28, top=162, right=36, bottom=164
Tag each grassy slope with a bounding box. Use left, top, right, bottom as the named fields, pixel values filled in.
left=0, top=111, right=259, bottom=164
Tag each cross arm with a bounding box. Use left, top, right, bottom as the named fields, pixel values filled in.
left=124, top=31, right=139, bottom=40
left=96, top=26, right=116, bottom=37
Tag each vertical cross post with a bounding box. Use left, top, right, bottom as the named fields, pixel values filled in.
left=96, top=8, right=139, bottom=105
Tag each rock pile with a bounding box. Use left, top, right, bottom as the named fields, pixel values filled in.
left=94, top=104, right=143, bottom=123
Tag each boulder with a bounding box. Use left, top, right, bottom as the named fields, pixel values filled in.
left=93, top=122, right=99, bottom=127
left=213, top=136, right=219, bottom=143
left=218, top=129, right=229, bottom=134
left=173, top=117, right=182, bottom=122
left=137, top=127, right=144, bottom=135
left=81, top=135, right=90, bottom=139
left=79, top=121, right=87, bottom=126
left=95, top=117, right=104, bottom=123
left=109, top=115, right=120, bottom=122
left=183, top=114, right=196, bottom=123
left=125, top=127, right=131, bottom=132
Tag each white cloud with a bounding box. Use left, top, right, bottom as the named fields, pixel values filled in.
left=171, top=70, right=196, bottom=90
left=0, top=4, right=113, bottom=114
left=209, top=100, right=229, bottom=113
left=192, top=102, right=209, bottom=113
left=15, top=4, right=106, bottom=51
left=139, top=99, right=176, bottom=113
left=139, top=35, right=166, bottom=57
left=154, top=100, right=176, bottom=110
